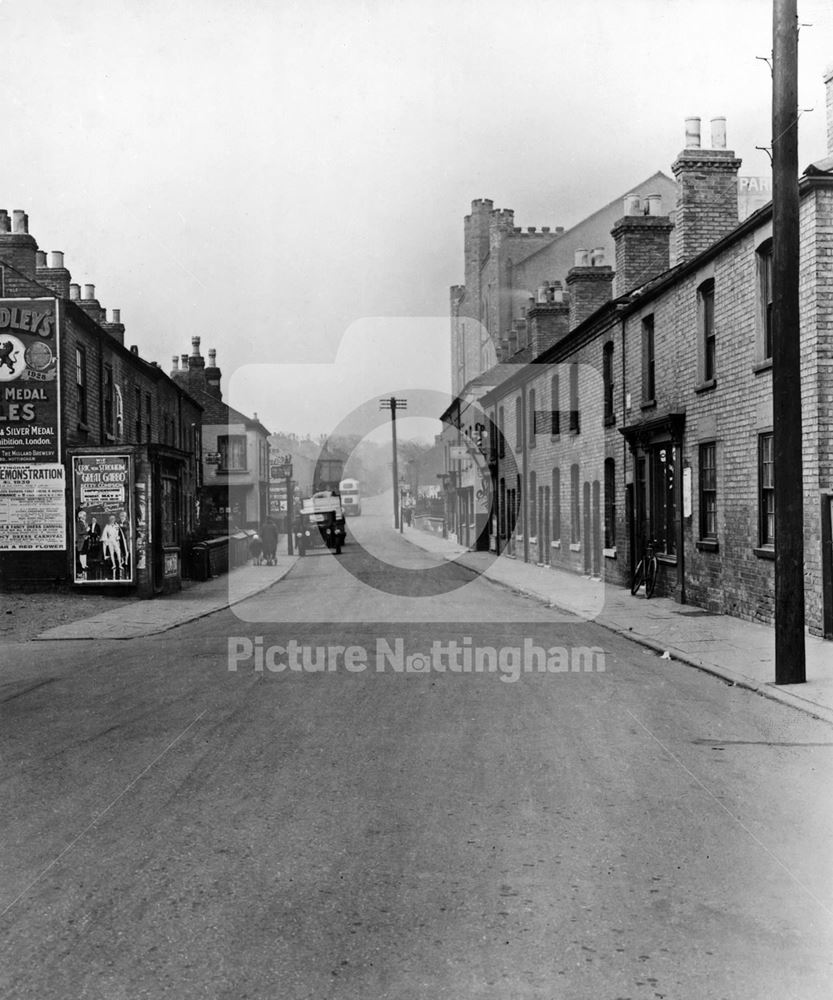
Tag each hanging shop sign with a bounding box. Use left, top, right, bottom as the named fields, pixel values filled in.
left=72, top=454, right=134, bottom=585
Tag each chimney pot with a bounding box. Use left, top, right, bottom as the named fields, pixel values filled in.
left=191, top=336, right=201, bottom=355
left=591, top=247, right=605, bottom=266
left=646, top=193, right=663, bottom=216
left=172, top=356, right=180, bottom=370
left=0, top=210, right=10, bottom=233
left=69, top=283, right=81, bottom=300
left=35, top=250, right=47, bottom=268
left=624, top=193, right=641, bottom=216
left=82, top=283, right=95, bottom=300
left=684, top=116, right=702, bottom=149
left=208, top=349, right=217, bottom=366
left=12, top=210, right=27, bottom=234
left=112, top=308, right=120, bottom=324
left=711, top=116, right=727, bottom=149
left=130, top=345, right=139, bottom=355
left=48, top=250, right=64, bottom=268
left=574, top=248, right=589, bottom=267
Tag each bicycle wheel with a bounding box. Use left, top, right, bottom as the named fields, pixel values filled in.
left=645, top=557, right=658, bottom=598
left=630, top=559, right=645, bottom=595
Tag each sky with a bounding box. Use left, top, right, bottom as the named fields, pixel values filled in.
left=2, top=0, right=832, bottom=440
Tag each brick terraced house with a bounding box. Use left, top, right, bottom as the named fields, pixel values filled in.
left=0, top=211, right=202, bottom=595
left=444, top=72, right=833, bottom=640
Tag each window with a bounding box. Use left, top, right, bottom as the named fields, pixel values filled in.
left=552, top=468, right=561, bottom=541
left=103, top=364, right=114, bottom=435
left=498, top=406, right=505, bottom=458
left=75, top=345, right=88, bottom=424
left=134, top=387, right=142, bottom=441
left=550, top=374, right=560, bottom=435
left=145, top=393, right=152, bottom=443
left=699, top=442, right=717, bottom=539
left=529, top=471, right=537, bottom=534
left=515, top=396, right=523, bottom=450
left=569, top=363, right=580, bottom=432
left=114, top=386, right=124, bottom=439
left=570, top=464, right=580, bottom=544
left=604, top=458, right=616, bottom=548
left=528, top=388, right=536, bottom=447
left=758, top=240, right=773, bottom=361
left=759, top=433, right=775, bottom=546
left=603, top=342, right=614, bottom=424
left=642, top=315, right=655, bottom=401
left=219, top=434, right=247, bottom=471
left=699, top=280, right=716, bottom=382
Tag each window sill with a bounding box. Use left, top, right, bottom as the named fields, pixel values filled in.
left=641, top=399, right=657, bottom=411
left=551, top=539, right=561, bottom=549
left=217, top=468, right=249, bottom=475
left=104, top=433, right=115, bottom=443
left=753, top=359, right=773, bottom=375
left=569, top=428, right=581, bottom=436
left=569, top=542, right=581, bottom=552
left=754, top=546, right=775, bottom=561
left=657, top=553, right=677, bottom=566
left=77, top=421, right=89, bottom=433
left=604, top=414, right=616, bottom=427
left=696, top=539, right=719, bottom=552
left=603, top=546, right=617, bottom=559
left=550, top=433, right=561, bottom=442
left=695, top=379, right=717, bottom=394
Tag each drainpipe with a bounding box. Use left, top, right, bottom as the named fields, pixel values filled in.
left=522, top=383, right=529, bottom=564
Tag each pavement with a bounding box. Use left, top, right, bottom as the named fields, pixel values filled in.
left=400, top=524, right=833, bottom=726
left=27, top=523, right=833, bottom=726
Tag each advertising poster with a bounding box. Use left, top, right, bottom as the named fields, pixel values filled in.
left=0, top=299, right=60, bottom=464
left=72, top=455, right=133, bottom=584
left=0, top=463, right=66, bottom=550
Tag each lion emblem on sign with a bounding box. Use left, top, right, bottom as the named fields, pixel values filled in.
left=0, top=335, right=24, bottom=381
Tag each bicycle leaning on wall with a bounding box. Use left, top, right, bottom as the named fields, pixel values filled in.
left=631, top=538, right=659, bottom=598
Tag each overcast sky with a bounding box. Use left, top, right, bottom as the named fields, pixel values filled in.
left=3, top=0, right=831, bottom=439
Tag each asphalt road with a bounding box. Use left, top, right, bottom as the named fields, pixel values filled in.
left=2, top=510, right=832, bottom=999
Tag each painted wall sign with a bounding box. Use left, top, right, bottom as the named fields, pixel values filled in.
left=0, top=299, right=60, bottom=463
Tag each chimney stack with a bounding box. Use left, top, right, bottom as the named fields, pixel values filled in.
left=528, top=282, right=571, bottom=355
left=611, top=193, right=673, bottom=296
left=672, top=115, right=741, bottom=262
left=103, top=307, right=125, bottom=346
left=566, top=256, right=614, bottom=329
left=0, top=207, right=38, bottom=278
left=204, top=346, right=222, bottom=399
left=36, top=249, right=72, bottom=298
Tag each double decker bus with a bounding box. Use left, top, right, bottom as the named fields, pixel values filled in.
left=338, top=478, right=361, bottom=516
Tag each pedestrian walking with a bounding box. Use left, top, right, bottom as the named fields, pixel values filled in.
left=261, top=518, right=278, bottom=566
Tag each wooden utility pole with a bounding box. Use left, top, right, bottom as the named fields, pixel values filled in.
left=380, top=397, right=407, bottom=529
left=772, top=0, right=806, bottom=683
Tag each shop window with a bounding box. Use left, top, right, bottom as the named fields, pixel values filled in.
left=699, top=442, right=717, bottom=539
left=759, top=433, right=775, bottom=546
left=161, top=475, right=178, bottom=546
left=219, top=434, right=247, bottom=472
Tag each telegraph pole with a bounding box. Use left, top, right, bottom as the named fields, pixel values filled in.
left=380, top=397, right=407, bottom=528
left=772, top=0, right=805, bottom=683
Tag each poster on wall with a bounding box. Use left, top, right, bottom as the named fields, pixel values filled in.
left=72, top=455, right=133, bottom=584
left=0, top=299, right=60, bottom=464
left=0, top=463, right=66, bottom=550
